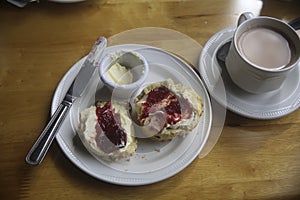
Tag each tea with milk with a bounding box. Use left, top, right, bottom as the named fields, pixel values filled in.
left=237, top=27, right=291, bottom=70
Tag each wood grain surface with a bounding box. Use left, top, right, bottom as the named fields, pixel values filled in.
left=1, top=0, right=300, bottom=199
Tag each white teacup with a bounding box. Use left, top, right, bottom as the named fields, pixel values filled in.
left=225, top=12, right=300, bottom=94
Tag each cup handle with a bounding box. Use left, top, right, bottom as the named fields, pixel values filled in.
left=288, top=17, right=300, bottom=30
left=238, top=12, right=255, bottom=26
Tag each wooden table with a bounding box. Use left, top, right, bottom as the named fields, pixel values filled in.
left=1, top=0, right=300, bottom=199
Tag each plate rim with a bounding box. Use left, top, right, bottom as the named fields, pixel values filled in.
left=52, top=44, right=212, bottom=186
left=48, top=0, right=85, bottom=3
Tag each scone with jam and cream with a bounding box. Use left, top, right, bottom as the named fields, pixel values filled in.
left=134, top=79, right=203, bottom=141
left=78, top=101, right=137, bottom=161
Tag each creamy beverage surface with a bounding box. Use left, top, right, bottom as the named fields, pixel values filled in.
left=237, top=27, right=291, bottom=70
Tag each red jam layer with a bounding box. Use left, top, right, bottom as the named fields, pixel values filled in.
left=95, top=101, right=127, bottom=153
left=140, top=85, right=193, bottom=127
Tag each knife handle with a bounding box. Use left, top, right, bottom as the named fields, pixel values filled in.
left=25, top=101, right=71, bottom=166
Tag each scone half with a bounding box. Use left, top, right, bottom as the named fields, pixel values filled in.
left=134, top=79, right=203, bottom=141
left=78, top=101, right=137, bottom=161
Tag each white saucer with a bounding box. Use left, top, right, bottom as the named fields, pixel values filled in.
left=51, top=44, right=212, bottom=185
left=198, top=26, right=300, bottom=119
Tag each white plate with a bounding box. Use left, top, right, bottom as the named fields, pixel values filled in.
left=51, top=44, right=212, bottom=185
left=198, top=27, right=300, bottom=119
left=48, top=0, right=85, bottom=3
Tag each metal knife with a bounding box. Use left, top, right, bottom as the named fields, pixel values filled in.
left=25, top=37, right=107, bottom=166
left=6, top=0, right=39, bottom=8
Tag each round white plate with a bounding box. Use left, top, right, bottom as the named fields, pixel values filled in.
left=52, top=44, right=212, bottom=185
left=48, top=0, right=85, bottom=3
left=198, top=26, right=300, bottom=119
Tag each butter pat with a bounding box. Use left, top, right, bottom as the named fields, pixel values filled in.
left=105, top=62, right=133, bottom=85
left=99, top=50, right=149, bottom=99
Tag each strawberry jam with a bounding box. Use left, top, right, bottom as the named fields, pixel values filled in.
left=95, top=101, right=127, bottom=153
left=140, top=86, right=193, bottom=127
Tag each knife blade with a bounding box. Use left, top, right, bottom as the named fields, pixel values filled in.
left=25, top=36, right=107, bottom=166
